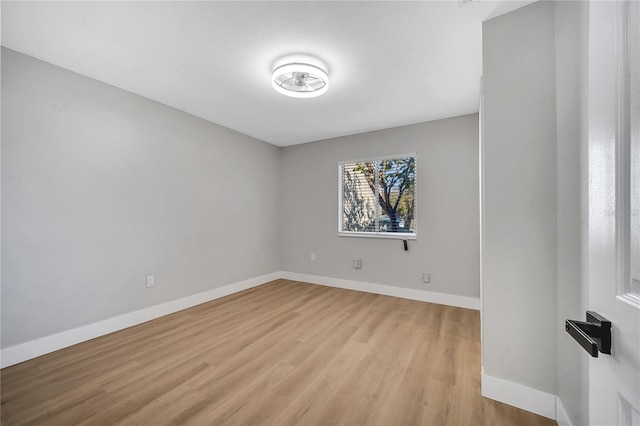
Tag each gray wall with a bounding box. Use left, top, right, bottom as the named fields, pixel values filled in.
left=280, top=115, right=480, bottom=299
left=482, top=1, right=558, bottom=394
left=1, top=9, right=590, bottom=422
left=483, top=2, right=589, bottom=423
left=1, top=48, right=480, bottom=352
left=555, top=1, right=588, bottom=425
left=1, top=48, right=281, bottom=348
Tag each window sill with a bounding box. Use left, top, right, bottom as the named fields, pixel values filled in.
left=338, top=232, right=417, bottom=240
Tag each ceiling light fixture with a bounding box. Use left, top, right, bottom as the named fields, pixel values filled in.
left=272, top=62, right=329, bottom=98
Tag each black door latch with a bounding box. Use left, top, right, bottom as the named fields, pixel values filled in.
left=565, top=311, right=611, bottom=357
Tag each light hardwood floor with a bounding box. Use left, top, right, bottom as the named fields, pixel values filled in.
left=1, top=279, right=556, bottom=425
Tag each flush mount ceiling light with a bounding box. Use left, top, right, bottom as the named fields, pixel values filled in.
left=272, top=62, right=329, bottom=98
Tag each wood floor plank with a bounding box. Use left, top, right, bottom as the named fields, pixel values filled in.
left=0, top=279, right=557, bottom=425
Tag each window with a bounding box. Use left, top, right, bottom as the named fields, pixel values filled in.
left=620, top=0, right=640, bottom=306
left=338, top=154, right=417, bottom=239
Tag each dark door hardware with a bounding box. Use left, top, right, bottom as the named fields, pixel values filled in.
left=565, top=311, right=611, bottom=357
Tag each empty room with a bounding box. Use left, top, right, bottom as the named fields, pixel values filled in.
left=1, top=1, right=639, bottom=425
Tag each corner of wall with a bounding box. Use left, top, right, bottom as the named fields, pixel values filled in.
left=556, top=396, right=574, bottom=426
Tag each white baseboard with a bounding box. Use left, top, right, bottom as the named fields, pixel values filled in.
left=556, top=396, right=573, bottom=426
left=0, top=272, right=280, bottom=368
left=481, top=374, right=557, bottom=420
left=1, top=271, right=480, bottom=368
left=2, top=271, right=569, bottom=423
left=280, top=271, right=480, bottom=310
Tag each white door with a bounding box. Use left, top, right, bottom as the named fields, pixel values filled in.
left=587, top=1, right=640, bottom=425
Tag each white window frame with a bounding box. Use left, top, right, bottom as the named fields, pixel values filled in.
left=338, top=153, right=417, bottom=240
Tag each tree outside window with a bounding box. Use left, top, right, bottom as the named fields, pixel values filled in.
left=339, top=155, right=416, bottom=237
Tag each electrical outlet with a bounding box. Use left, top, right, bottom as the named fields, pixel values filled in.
left=422, top=273, right=431, bottom=284
left=353, top=258, right=362, bottom=269
left=146, top=274, right=155, bottom=288
left=311, top=253, right=316, bottom=262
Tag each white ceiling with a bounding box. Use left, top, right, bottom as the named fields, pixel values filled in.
left=1, top=1, right=534, bottom=146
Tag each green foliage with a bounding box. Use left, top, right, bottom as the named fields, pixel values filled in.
left=353, top=157, right=415, bottom=232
